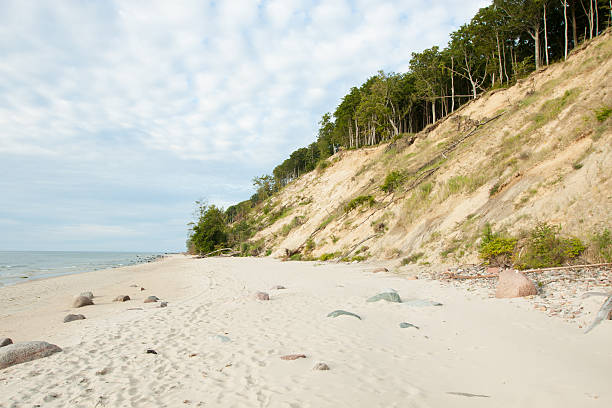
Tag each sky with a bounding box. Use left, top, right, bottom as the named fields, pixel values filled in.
left=0, top=0, right=489, bottom=252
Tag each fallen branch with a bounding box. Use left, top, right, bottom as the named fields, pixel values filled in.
left=337, top=234, right=380, bottom=261
left=198, top=248, right=237, bottom=258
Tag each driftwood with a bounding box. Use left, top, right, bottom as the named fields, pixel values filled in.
left=338, top=234, right=380, bottom=261
left=198, top=248, right=239, bottom=258
left=445, top=263, right=612, bottom=280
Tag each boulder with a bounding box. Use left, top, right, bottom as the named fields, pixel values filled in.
left=327, top=310, right=361, bottom=319
left=63, top=314, right=86, bottom=323
left=313, top=362, right=330, bottom=370
left=159, top=302, right=168, bottom=308
left=367, top=291, right=402, bottom=303
left=0, top=341, right=62, bottom=369
left=144, top=296, right=159, bottom=303
left=255, top=292, right=270, bottom=301
left=72, top=296, right=94, bottom=308
left=495, top=270, right=537, bottom=298
left=114, top=295, right=130, bottom=302
left=280, top=354, right=306, bottom=360
left=0, top=338, right=12, bottom=348
left=79, top=291, right=94, bottom=300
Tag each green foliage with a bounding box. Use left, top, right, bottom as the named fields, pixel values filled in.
left=319, top=252, right=341, bottom=261
left=289, top=253, right=302, bottom=261
left=590, top=228, right=612, bottom=262
left=381, top=171, right=403, bottom=193
left=594, top=106, right=612, bottom=122
left=401, top=252, right=424, bottom=265
left=344, top=195, right=376, bottom=213
left=531, top=89, right=579, bottom=128
left=514, top=223, right=586, bottom=269
left=479, top=223, right=517, bottom=265
left=489, top=181, right=501, bottom=196
left=189, top=203, right=228, bottom=254
left=268, top=206, right=292, bottom=225
left=281, top=216, right=306, bottom=236
left=305, top=238, right=316, bottom=252
left=318, top=214, right=335, bottom=230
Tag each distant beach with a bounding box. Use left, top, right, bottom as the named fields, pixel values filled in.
left=0, top=251, right=164, bottom=287
left=0, top=255, right=610, bottom=407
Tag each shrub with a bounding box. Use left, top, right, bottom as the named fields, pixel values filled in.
left=319, top=252, right=340, bottom=261
left=381, top=171, right=403, bottom=193
left=478, top=223, right=517, bottom=266
left=489, top=181, right=502, bottom=196
left=317, top=160, right=330, bottom=172
left=401, top=252, right=424, bottom=265
left=594, top=105, right=612, bottom=122
left=289, top=253, right=302, bottom=261
left=281, top=216, right=305, bottom=236
left=590, top=228, right=612, bottom=262
left=305, top=238, right=315, bottom=252
left=344, top=195, right=375, bottom=213
left=514, top=223, right=585, bottom=269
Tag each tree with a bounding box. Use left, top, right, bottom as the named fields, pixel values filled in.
left=189, top=203, right=228, bottom=254
left=495, top=0, right=546, bottom=69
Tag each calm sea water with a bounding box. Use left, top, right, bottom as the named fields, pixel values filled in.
left=0, top=251, right=163, bottom=287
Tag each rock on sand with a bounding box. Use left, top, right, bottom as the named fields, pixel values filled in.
left=72, top=296, right=94, bottom=308
left=63, top=314, right=86, bottom=323
left=79, top=291, right=94, bottom=300
left=0, top=338, right=13, bottom=348
left=255, top=292, right=270, bottom=301
left=114, top=295, right=130, bottom=302
left=0, top=341, right=62, bottom=370
left=144, top=296, right=159, bottom=303
left=495, top=270, right=537, bottom=298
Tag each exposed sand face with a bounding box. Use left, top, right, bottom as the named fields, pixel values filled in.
left=0, top=255, right=610, bottom=407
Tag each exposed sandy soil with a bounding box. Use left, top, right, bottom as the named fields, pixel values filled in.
left=252, top=31, right=612, bottom=266
left=0, top=256, right=611, bottom=407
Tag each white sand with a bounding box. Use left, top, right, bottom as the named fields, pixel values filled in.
left=0, top=255, right=610, bottom=407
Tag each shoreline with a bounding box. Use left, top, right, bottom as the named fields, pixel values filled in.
left=1, top=255, right=611, bottom=407
left=0, top=251, right=168, bottom=289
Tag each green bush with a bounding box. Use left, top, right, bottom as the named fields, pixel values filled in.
left=478, top=223, right=517, bottom=266
left=381, top=171, right=403, bottom=193
left=319, top=252, right=340, bottom=261
left=281, top=216, right=305, bottom=236
left=401, top=252, right=424, bottom=265
left=594, top=105, right=612, bottom=122
left=344, top=195, right=375, bottom=213
left=590, top=228, right=612, bottom=262
left=305, top=238, right=315, bottom=252
left=514, top=223, right=585, bottom=269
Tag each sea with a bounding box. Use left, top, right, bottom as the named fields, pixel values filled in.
left=0, top=251, right=164, bottom=288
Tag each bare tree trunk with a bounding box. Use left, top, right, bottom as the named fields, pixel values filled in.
left=502, top=42, right=509, bottom=83
left=431, top=100, right=436, bottom=123
left=529, top=27, right=541, bottom=69
left=544, top=3, right=549, bottom=66
left=451, top=56, right=455, bottom=112
left=563, top=0, right=568, bottom=60
left=594, top=0, right=598, bottom=35
left=496, top=31, right=503, bottom=84
left=572, top=0, right=578, bottom=47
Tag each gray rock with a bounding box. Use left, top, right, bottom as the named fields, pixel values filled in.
left=113, top=295, right=130, bottom=302
left=79, top=291, right=94, bottom=300
left=212, top=335, right=231, bottom=343
left=327, top=310, right=361, bottom=320
left=63, top=314, right=86, bottom=323
left=255, top=292, right=270, bottom=301
left=313, top=362, right=330, bottom=370
left=159, top=301, right=168, bottom=308
left=270, top=285, right=286, bottom=290
left=72, top=295, right=94, bottom=308
left=0, top=341, right=62, bottom=369
left=144, top=296, right=159, bottom=303
left=367, top=292, right=402, bottom=303
left=0, top=338, right=13, bottom=348
left=399, top=322, right=419, bottom=329
left=402, top=299, right=443, bottom=307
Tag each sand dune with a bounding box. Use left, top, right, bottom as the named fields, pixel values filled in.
left=0, top=255, right=610, bottom=407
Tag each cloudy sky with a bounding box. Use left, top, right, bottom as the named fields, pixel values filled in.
left=0, top=0, right=489, bottom=252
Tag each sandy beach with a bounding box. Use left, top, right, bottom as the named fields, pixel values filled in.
left=1, top=255, right=611, bottom=407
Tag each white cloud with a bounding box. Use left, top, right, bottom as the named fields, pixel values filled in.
left=0, top=0, right=490, bottom=250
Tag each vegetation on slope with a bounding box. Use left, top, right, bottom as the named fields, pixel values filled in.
left=188, top=1, right=612, bottom=269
